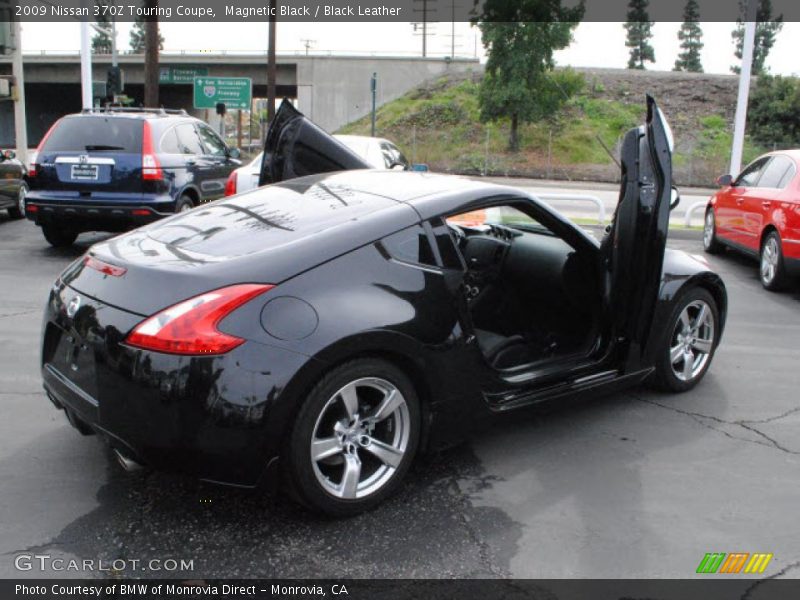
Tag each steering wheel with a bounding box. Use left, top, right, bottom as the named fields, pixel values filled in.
left=448, top=223, right=467, bottom=247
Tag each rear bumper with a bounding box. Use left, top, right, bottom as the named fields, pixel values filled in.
left=25, top=197, right=175, bottom=231
left=42, top=281, right=317, bottom=488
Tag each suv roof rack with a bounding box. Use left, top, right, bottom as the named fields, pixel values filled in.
left=81, top=106, right=188, bottom=116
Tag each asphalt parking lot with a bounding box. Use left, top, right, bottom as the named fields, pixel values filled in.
left=1, top=211, right=799, bottom=580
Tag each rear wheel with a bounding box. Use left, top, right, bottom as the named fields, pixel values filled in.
left=41, top=223, right=78, bottom=248
left=7, top=184, right=27, bottom=219
left=650, top=287, right=719, bottom=392
left=760, top=231, right=789, bottom=291
left=702, top=208, right=723, bottom=254
left=175, top=195, right=194, bottom=213
left=286, top=358, right=420, bottom=517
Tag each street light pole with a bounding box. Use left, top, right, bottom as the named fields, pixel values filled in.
left=730, top=0, right=758, bottom=177
left=80, top=20, right=92, bottom=109
left=370, top=73, right=377, bottom=137
left=11, top=20, right=28, bottom=165
left=267, top=0, right=277, bottom=125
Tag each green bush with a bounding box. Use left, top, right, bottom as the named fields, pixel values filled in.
left=748, top=75, right=800, bottom=147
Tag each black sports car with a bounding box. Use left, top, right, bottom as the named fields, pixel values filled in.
left=0, top=150, right=28, bottom=219
left=41, top=97, right=726, bottom=516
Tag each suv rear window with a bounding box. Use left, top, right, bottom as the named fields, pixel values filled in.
left=42, top=116, right=143, bottom=153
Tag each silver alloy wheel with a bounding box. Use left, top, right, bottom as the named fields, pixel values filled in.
left=179, top=202, right=192, bottom=212
left=669, top=300, right=715, bottom=382
left=703, top=211, right=714, bottom=248
left=760, top=236, right=779, bottom=285
left=310, top=377, right=410, bottom=500
left=18, top=185, right=26, bottom=214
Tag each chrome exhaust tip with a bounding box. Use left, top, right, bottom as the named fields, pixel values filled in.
left=114, top=449, right=144, bottom=472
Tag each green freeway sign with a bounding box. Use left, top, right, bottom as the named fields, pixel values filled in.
left=193, top=76, right=252, bottom=110
left=160, top=66, right=208, bottom=84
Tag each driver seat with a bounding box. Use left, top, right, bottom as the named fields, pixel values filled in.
left=475, top=329, right=533, bottom=370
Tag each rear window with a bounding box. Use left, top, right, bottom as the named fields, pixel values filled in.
left=42, top=116, right=143, bottom=153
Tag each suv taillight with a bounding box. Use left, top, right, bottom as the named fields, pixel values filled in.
left=125, top=284, right=273, bottom=355
left=29, top=119, right=59, bottom=178
left=141, top=121, right=163, bottom=181
left=224, top=171, right=237, bottom=196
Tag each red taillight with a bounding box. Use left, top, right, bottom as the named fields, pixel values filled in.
left=29, top=119, right=59, bottom=178
left=224, top=171, right=237, bottom=196
left=83, top=255, right=127, bottom=277
left=26, top=204, right=38, bottom=213
left=125, top=284, right=273, bottom=355
left=141, top=121, right=163, bottom=181
left=131, top=209, right=151, bottom=216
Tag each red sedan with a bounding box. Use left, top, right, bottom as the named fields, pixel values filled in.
left=704, top=151, right=800, bottom=290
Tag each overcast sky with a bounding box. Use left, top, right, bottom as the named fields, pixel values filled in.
left=18, top=21, right=800, bottom=76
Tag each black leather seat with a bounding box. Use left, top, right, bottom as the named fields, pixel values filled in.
left=475, top=329, right=533, bottom=369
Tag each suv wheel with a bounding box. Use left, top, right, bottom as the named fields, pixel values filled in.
left=41, top=224, right=78, bottom=248
left=286, top=358, right=420, bottom=517
left=760, top=231, right=790, bottom=291
left=175, top=195, right=194, bottom=213
left=7, top=184, right=27, bottom=219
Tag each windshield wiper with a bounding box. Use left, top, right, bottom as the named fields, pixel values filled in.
left=85, top=145, right=124, bottom=151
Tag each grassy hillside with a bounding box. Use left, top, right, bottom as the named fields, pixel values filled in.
left=337, top=69, right=767, bottom=187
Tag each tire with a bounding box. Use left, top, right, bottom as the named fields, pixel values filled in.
left=285, top=358, right=421, bottom=517
left=702, top=208, right=723, bottom=254
left=174, top=195, right=194, bottom=213
left=41, top=223, right=78, bottom=248
left=759, top=230, right=790, bottom=292
left=7, top=184, right=27, bottom=219
left=649, top=287, right=720, bottom=393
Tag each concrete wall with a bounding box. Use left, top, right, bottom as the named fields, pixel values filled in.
left=294, top=56, right=479, bottom=132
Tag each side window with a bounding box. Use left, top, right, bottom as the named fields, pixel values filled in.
left=429, top=217, right=465, bottom=270
left=381, top=224, right=437, bottom=268
left=196, top=124, right=227, bottom=157
left=159, top=128, right=182, bottom=154
left=175, top=123, right=205, bottom=155
left=778, top=162, right=796, bottom=189
left=757, top=156, right=793, bottom=189
left=734, top=157, right=769, bottom=187
left=379, top=143, right=394, bottom=169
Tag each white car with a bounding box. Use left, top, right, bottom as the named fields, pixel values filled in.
left=224, top=135, right=411, bottom=196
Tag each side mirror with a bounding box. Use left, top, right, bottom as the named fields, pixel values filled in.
left=3, top=149, right=15, bottom=160
left=227, top=147, right=241, bottom=159
left=716, top=174, right=733, bottom=187
left=670, top=186, right=681, bottom=210
left=411, top=163, right=429, bottom=172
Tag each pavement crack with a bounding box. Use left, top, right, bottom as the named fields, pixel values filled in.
left=740, top=406, right=800, bottom=425
left=0, top=309, right=39, bottom=319
left=741, top=560, right=800, bottom=599
left=633, top=395, right=800, bottom=456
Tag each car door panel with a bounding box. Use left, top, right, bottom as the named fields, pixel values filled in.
left=723, top=157, right=770, bottom=248
left=196, top=123, right=239, bottom=202
left=743, top=155, right=794, bottom=251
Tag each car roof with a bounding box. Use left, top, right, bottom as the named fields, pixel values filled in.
left=64, top=110, right=196, bottom=122
left=277, top=170, right=528, bottom=220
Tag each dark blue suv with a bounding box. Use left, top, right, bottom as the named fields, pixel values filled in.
left=26, top=108, right=242, bottom=247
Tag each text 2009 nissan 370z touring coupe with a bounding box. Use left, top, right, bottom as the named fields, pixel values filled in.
left=41, top=98, right=726, bottom=516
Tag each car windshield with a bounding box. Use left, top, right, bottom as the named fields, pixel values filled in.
left=41, top=117, right=143, bottom=153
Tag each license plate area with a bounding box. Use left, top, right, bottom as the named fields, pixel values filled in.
left=71, top=164, right=99, bottom=181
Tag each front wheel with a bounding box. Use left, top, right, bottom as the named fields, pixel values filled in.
left=760, top=231, right=790, bottom=291
left=286, top=358, right=420, bottom=517
left=703, top=208, right=723, bottom=254
left=649, top=287, right=720, bottom=392
left=41, top=223, right=78, bottom=248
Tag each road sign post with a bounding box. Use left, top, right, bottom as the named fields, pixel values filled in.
left=193, top=77, right=252, bottom=111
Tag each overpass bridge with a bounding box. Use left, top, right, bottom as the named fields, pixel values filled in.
left=0, top=53, right=479, bottom=147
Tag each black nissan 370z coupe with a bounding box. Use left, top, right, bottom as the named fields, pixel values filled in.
left=41, top=97, right=726, bottom=516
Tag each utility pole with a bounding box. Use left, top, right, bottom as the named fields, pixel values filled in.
left=730, top=0, right=758, bottom=177
left=301, top=39, right=315, bottom=55
left=267, top=0, right=277, bottom=125
left=80, top=20, right=92, bottom=109
left=370, top=72, right=377, bottom=137
left=143, top=0, right=159, bottom=107
left=11, top=20, right=28, bottom=165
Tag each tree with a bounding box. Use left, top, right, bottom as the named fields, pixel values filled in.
left=748, top=75, right=800, bottom=146
left=624, top=0, right=655, bottom=69
left=129, top=14, right=163, bottom=53
left=91, top=1, right=112, bottom=54
left=674, top=0, right=703, bottom=72
left=475, top=0, right=585, bottom=152
left=731, top=0, right=783, bottom=75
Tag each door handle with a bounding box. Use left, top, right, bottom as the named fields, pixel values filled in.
left=735, top=198, right=744, bottom=205
left=185, top=158, right=196, bottom=165
left=762, top=201, right=771, bottom=209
